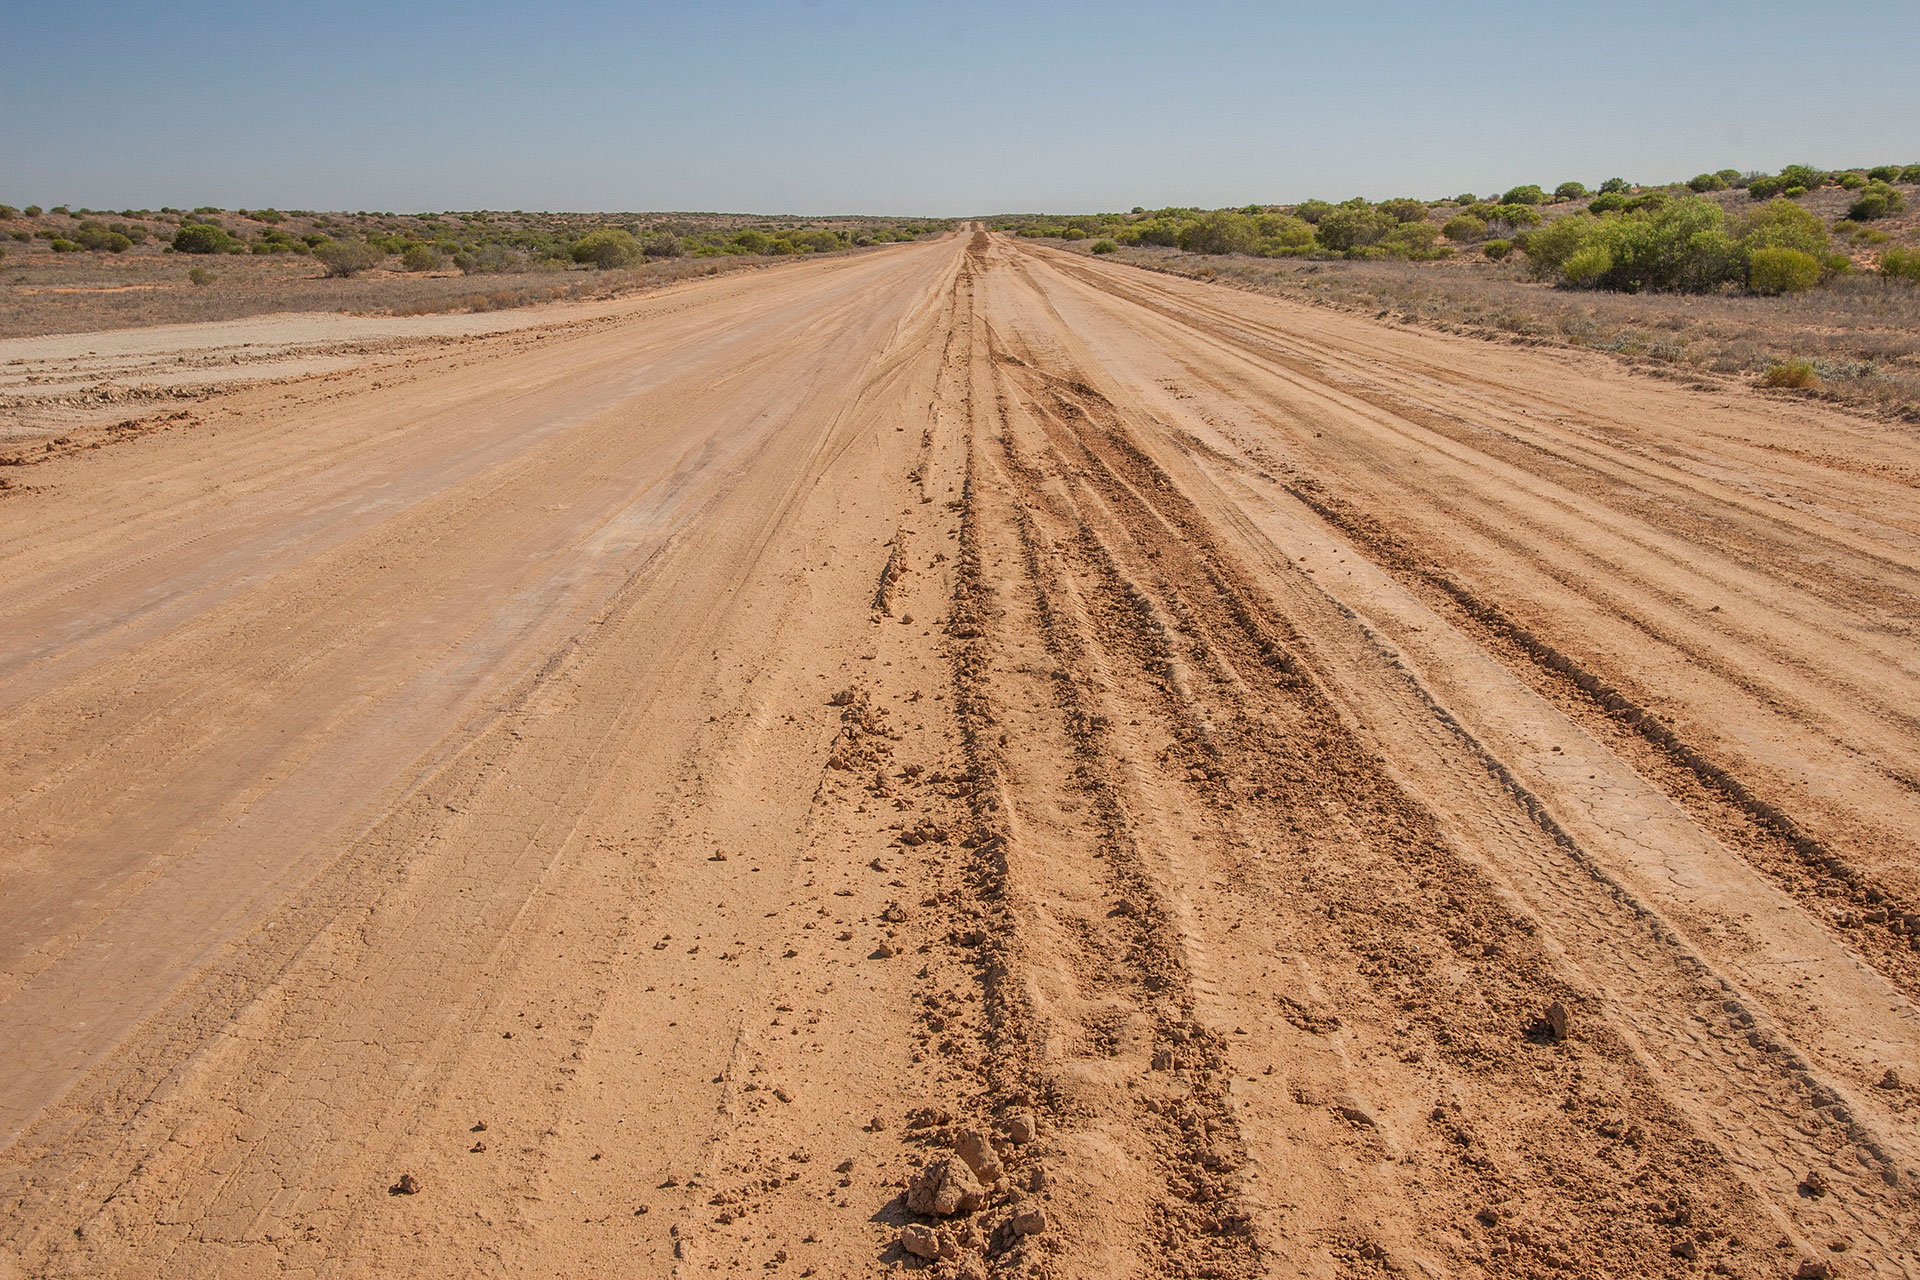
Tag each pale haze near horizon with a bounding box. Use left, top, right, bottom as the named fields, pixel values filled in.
left=4, top=0, right=1917, bottom=216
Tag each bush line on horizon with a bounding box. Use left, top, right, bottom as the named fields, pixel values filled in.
left=992, top=161, right=1920, bottom=294
left=0, top=203, right=951, bottom=277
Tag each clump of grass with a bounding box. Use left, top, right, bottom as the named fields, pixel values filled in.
left=187, top=266, right=215, bottom=287
left=1760, top=359, right=1820, bottom=389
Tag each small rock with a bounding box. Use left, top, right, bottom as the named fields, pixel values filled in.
left=866, top=1115, right=887, bottom=1132
left=906, top=1158, right=984, bottom=1217
left=389, top=1174, right=421, bottom=1196
left=1877, top=1068, right=1904, bottom=1091
left=1544, top=1000, right=1570, bottom=1041
left=1335, top=1095, right=1376, bottom=1128
left=834, top=1159, right=855, bottom=1173
left=1010, top=1205, right=1048, bottom=1236
left=469, top=1141, right=487, bottom=1153
left=881, top=902, right=910, bottom=923
left=953, top=1128, right=1004, bottom=1184
left=899, top=1223, right=956, bottom=1260
left=1795, top=1261, right=1831, bottom=1280
left=1004, top=1112, right=1038, bottom=1145
left=1027, top=1166, right=1047, bottom=1192
left=871, top=943, right=896, bottom=959
left=907, top=1106, right=954, bottom=1129
left=1800, top=1169, right=1831, bottom=1198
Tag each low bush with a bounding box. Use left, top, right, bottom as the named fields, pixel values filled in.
left=1554, top=181, right=1589, bottom=200
left=314, top=239, right=382, bottom=277
left=1482, top=238, right=1513, bottom=260
left=1740, top=199, right=1830, bottom=255
left=1442, top=213, right=1485, bottom=242
left=1688, top=172, right=1729, bottom=192
left=400, top=243, right=441, bottom=272
left=1837, top=172, right=1868, bottom=190
left=1880, top=247, right=1920, bottom=281
left=1314, top=205, right=1396, bottom=252
left=1588, top=192, right=1628, bottom=214
left=1760, top=359, right=1819, bottom=388
left=571, top=227, right=642, bottom=268
left=49, top=239, right=79, bottom=252
left=0, top=204, right=14, bottom=219
left=1177, top=210, right=1258, bottom=255
left=1378, top=198, right=1428, bottom=223
left=1501, top=184, right=1547, bottom=205
left=645, top=232, right=682, bottom=258
left=171, top=222, right=236, bottom=254
left=1089, top=239, right=1118, bottom=254
left=1868, top=165, right=1902, bottom=182
left=187, top=266, right=215, bottom=286
left=1748, top=246, right=1822, bottom=294
left=1846, top=181, right=1906, bottom=221
left=1598, top=178, right=1629, bottom=194
left=23, top=205, right=42, bottom=217
left=73, top=223, right=132, bottom=252
left=1903, top=164, right=1920, bottom=183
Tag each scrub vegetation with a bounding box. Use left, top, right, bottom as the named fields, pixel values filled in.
left=998, top=162, right=1920, bottom=416
left=0, top=205, right=951, bottom=336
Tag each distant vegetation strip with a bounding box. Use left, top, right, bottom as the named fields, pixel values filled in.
left=991, top=163, right=1920, bottom=294
left=0, top=204, right=952, bottom=274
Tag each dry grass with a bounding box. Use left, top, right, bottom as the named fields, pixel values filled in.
left=1067, top=244, right=1920, bottom=419
left=0, top=251, right=806, bottom=338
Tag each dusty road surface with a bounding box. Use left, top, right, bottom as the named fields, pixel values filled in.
left=3, top=229, right=1919, bottom=1279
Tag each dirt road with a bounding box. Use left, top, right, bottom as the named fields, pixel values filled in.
left=3, top=229, right=1917, bottom=1279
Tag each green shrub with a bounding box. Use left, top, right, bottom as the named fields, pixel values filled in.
left=1880, top=247, right=1920, bottom=281
left=730, top=229, right=771, bottom=254
left=1442, top=213, right=1486, bottom=242
left=571, top=228, right=642, bottom=267
left=1501, top=184, right=1546, bottom=206
left=1846, top=181, right=1905, bottom=221
left=1588, top=192, right=1628, bottom=214
left=171, top=223, right=235, bottom=254
left=1089, top=239, right=1118, bottom=254
left=1598, top=178, right=1629, bottom=194
left=50, top=205, right=70, bottom=216
left=314, top=239, right=382, bottom=277
left=1747, top=176, right=1787, bottom=200
left=1378, top=198, right=1428, bottom=223
left=1523, top=197, right=1744, bottom=292
left=1253, top=214, right=1316, bottom=252
left=1715, top=169, right=1742, bottom=185
left=645, top=233, right=682, bottom=258
left=49, top=238, right=79, bottom=252
left=1454, top=192, right=1477, bottom=204
left=1740, top=199, right=1829, bottom=254
left=1837, top=171, right=1868, bottom=190
left=1482, top=238, right=1513, bottom=260
left=1760, top=359, right=1818, bottom=388
left=1688, top=172, right=1729, bottom=192
left=0, top=204, right=14, bottom=219
left=1177, top=210, right=1258, bottom=255
left=1748, top=247, right=1821, bottom=294
left=1061, top=227, right=1087, bottom=241
left=1554, top=181, right=1589, bottom=201
left=1313, top=205, right=1396, bottom=252
left=1489, top=203, right=1542, bottom=229
left=187, top=266, right=215, bottom=286
left=1778, top=164, right=1827, bottom=190
left=1868, top=165, right=1901, bottom=182
left=400, top=243, right=441, bottom=272
left=73, top=222, right=132, bottom=252
left=1375, top=221, right=1447, bottom=260
left=23, top=205, right=41, bottom=217
left=9, top=230, right=26, bottom=242
left=1561, top=242, right=1614, bottom=287
left=1902, top=164, right=1920, bottom=183
left=1782, top=185, right=1808, bottom=199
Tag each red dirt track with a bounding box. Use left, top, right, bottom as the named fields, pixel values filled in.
left=3, top=229, right=1917, bottom=1278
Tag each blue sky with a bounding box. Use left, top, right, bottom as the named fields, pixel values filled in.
left=4, top=0, right=1916, bottom=215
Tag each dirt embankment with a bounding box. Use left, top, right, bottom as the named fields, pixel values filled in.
left=2, top=228, right=1916, bottom=1278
